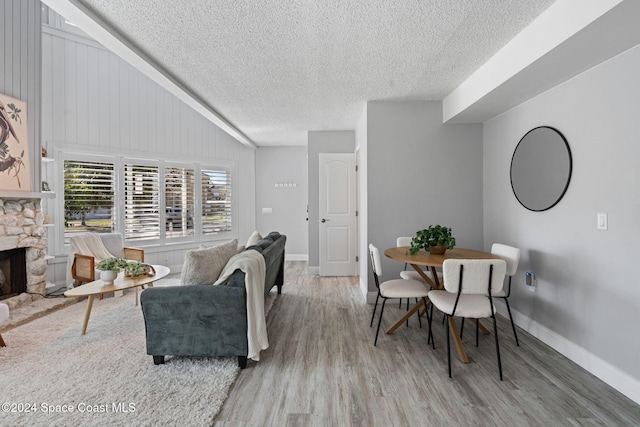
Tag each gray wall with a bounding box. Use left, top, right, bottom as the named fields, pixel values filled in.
left=0, top=0, right=42, bottom=187
left=484, top=43, right=640, bottom=384
left=255, top=146, right=308, bottom=257
left=37, top=13, right=256, bottom=282
left=365, top=101, right=483, bottom=295
left=307, top=130, right=355, bottom=268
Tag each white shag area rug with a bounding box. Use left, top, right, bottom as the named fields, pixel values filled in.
left=0, top=278, right=275, bottom=427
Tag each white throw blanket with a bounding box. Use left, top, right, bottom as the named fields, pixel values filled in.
left=214, top=250, right=268, bottom=361
left=65, top=233, right=115, bottom=287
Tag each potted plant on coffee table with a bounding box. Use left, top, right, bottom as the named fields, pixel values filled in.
left=96, top=257, right=127, bottom=285
left=409, top=225, right=456, bottom=255
left=123, top=260, right=156, bottom=277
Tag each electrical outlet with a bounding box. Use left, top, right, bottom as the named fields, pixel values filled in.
left=526, top=271, right=536, bottom=293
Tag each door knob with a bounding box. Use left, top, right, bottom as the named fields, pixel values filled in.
left=320, top=218, right=328, bottom=223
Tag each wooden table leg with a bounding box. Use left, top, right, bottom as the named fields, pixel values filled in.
left=449, top=317, right=469, bottom=363
left=386, top=265, right=437, bottom=334
left=0, top=333, right=6, bottom=347
left=386, top=299, right=425, bottom=334
left=135, top=287, right=139, bottom=306
left=81, top=295, right=95, bottom=336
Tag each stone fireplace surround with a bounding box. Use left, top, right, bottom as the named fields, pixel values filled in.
left=0, top=197, right=48, bottom=310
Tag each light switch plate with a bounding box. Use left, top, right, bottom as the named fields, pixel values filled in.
left=262, top=208, right=272, bottom=214
left=597, top=213, right=608, bottom=230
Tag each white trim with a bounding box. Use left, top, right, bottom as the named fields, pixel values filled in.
left=41, top=0, right=255, bottom=149
left=285, top=254, right=308, bottom=262
left=494, top=300, right=640, bottom=406
left=307, top=266, right=320, bottom=276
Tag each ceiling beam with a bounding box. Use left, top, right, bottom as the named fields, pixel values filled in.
left=42, top=0, right=257, bottom=149
left=443, top=0, right=637, bottom=123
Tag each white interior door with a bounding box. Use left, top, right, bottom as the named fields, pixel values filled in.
left=319, top=153, right=357, bottom=276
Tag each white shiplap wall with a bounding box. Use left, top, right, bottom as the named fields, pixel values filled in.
left=41, top=22, right=256, bottom=286
left=0, top=0, right=42, bottom=187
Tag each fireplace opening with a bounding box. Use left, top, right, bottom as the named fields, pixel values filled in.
left=0, top=248, right=27, bottom=300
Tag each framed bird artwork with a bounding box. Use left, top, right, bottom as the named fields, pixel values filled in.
left=0, top=93, right=32, bottom=191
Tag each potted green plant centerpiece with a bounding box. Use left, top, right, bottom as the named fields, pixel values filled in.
left=123, top=260, right=156, bottom=278
left=409, top=225, right=456, bottom=255
left=96, top=257, right=127, bottom=285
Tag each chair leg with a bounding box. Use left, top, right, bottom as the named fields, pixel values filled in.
left=416, top=298, right=422, bottom=328
left=423, top=298, right=434, bottom=349
left=446, top=315, right=452, bottom=378
left=0, top=333, right=6, bottom=347
left=492, top=314, right=503, bottom=381
left=405, top=298, right=410, bottom=327
left=430, top=303, right=435, bottom=348
left=476, top=318, right=479, bottom=347
left=504, top=298, right=519, bottom=346
left=370, top=294, right=380, bottom=327
left=374, top=299, right=387, bottom=346
left=460, top=318, right=465, bottom=338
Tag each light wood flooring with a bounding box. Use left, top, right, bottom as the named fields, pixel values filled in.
left=215, top=261, right=640, bottom=426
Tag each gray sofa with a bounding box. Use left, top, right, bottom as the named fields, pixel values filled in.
left=140, top=232, right=286, bottom=368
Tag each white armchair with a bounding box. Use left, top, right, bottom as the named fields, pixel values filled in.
left=67, top=233, right=144, bottom=287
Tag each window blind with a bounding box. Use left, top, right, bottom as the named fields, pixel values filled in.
left=124, top=163, right=160, bottom=241
left=201, top=168, right=232, bottom=235
left=63, top=159, right=115, bottom=244
left=165, top=166, right=195, bottom=237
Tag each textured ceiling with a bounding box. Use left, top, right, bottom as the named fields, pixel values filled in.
left=74, top=0, right=557, bottom=146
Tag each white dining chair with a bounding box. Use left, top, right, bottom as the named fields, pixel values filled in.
left=491, top=243, right=521, bottom=345
left=368, top=244, right=433, bottom=346
left=428, top=258, right=507, bottom=380
left=397, top=237, right=426, bottom=281
left=396, top=236, right=425, bottom=314
left=460, top=244, right=522, bottom=345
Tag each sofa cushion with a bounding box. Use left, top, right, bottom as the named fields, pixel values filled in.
left=199, top=242, right=244, bottom=253
left=181, top=239, right=238, bottom=285
left=265, top=231, right=281, bottom=240
left=246, top=230, right=262, bottom=247
left=248, top=237, right=274, bottom=251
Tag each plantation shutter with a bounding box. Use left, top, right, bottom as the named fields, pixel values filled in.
left=124, top=163, right=160, bottom=240
left=63, top=159, right=115, bottom=244
left=165, top=166, right=195, bottom=237
left=201, top=168, right=232, bottom=235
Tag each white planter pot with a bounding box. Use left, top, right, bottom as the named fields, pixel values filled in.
left=100, top=270, right=118, bottom=285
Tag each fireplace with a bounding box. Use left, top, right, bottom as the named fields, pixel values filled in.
left=0, top=197, right=48, bottom=305
left=0, top=248, right=27, bottom=300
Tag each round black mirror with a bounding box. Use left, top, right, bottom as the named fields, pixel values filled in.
left=510, top=126, right=572, bottom=212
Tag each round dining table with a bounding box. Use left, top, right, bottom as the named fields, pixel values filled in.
left=384, top=246, right=499, bottom=363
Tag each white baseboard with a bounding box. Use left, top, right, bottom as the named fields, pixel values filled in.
left=494, top=300, right=640, bottom=406
left=285, top=254, right=308, bottom=261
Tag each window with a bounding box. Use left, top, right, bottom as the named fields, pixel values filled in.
left=165, top=166, right=195, bottom=238
left=60, top=153, right=234, bottom=249
left=201, top=168, right=232, bottom=235
left=124, top=163, right=160, bottom=241
left=63, top=159, right=115, bottom=244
